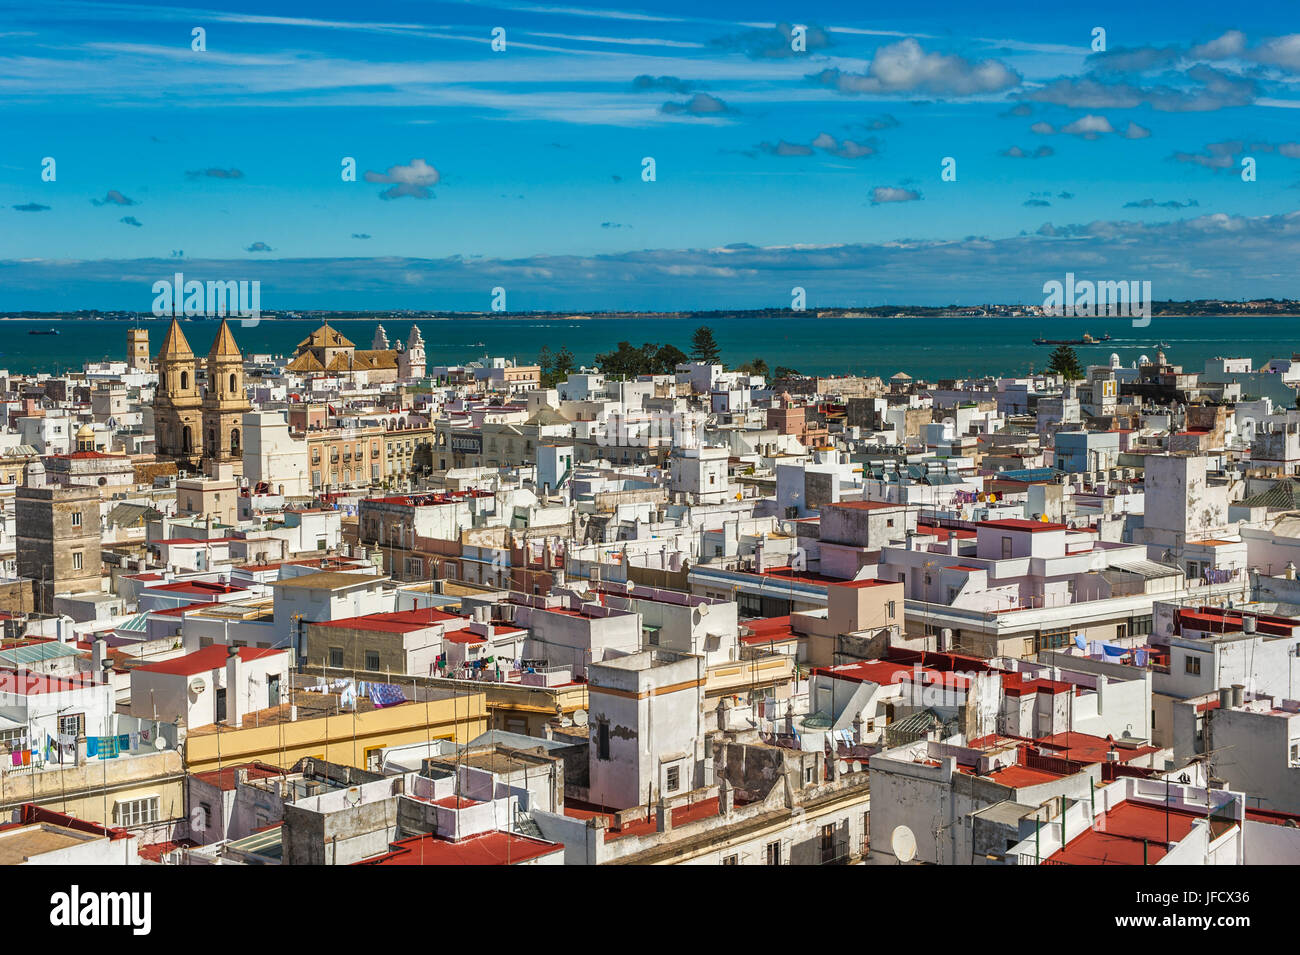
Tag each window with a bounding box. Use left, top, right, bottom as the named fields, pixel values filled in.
left=364, top=651, right=380, bottom=671
left=1130, top=614, right=1153, bottom=636
left=666, top=765, right=680, bottom=792
left=722, top=854, right=738, bottom=865
left=1035, top=628, right=1072, bottom=652
left=197, top=802, right=212, bottom=832
left=1001, top=536, right=1013, bottom=559
left=72, top=552, right=83, bottom=571
left=114, top=796, right=160, bottom=827
left=1185, top=655, right=1202, bottom=675
left=329, top=647, right=344, bottom=668
left=887, top=601, right=895, bottom=620
left=766, top=841, right=782, bottom=865
left=820, top=823, right=837, bottom=864
left=804, top=766, right=816, bottom=784
left=596, top=720, right=610, bottom=761
left=71, top=511, right=82, bottom=527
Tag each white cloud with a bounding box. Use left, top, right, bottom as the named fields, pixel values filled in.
left=811, top=38, right=1020, bottom=97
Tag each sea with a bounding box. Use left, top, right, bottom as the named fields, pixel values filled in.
left=3, top=314, right=1299, bottom=381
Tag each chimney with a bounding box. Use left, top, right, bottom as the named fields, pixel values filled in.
left=656, top=797, right=672, bottom=833
left=719, top=778, right=734, bottom=815
left=92, top=638, right=107, bottom=675
left=1231, top=683, right=1245, bottom=707
left=226, top=646, right=243, bottom=727
left=1218, top=686, right=1233, bottom=710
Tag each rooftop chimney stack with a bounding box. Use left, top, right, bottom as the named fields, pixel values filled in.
left=226, top=645, right=243, bottom=728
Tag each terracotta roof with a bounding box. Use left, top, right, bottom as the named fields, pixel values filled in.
left=357, top=830, right=562, bottom=866
left=133, top=644, right=284, bottom=676
left=297, top=323, right=355, bottom=350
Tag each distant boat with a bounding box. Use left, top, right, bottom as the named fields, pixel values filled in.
left=469, top=342, right=485, bottom=347
left=1033, top=331, right=1111, bottom=345
left=28, top=328, right=60, bottom=336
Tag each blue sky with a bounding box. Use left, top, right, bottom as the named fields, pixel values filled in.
left=3, top=0, right=1300, bottom=310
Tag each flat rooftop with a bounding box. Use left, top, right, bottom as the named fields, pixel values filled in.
left=0, top=824, right=99, bottom=865
left=1049, top=802, right=1203, bottom=865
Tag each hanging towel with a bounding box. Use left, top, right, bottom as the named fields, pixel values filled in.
left=10, top=751, right=19, bottom=767
left=1073, top=634, right=1087, bottom=651
left=86, top=737, right=99, bottom=757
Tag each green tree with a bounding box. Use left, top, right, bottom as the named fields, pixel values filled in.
left=690, top=325, right=722, bottom=365
left=773, top=365, right=800, bottom=379
left=738, top=357, right=770, bottom=378
left=595, top=341, right=657, bottom=379
left=537, top=345, right=576, bottom=387
left=1046, top=344, right=1083, bottom=380
left=652, top=344, right=688, bottom=375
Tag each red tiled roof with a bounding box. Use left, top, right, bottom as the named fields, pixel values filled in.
left=824, top=500, right=904, bottom=511
left=356, top=830, right=562, bottom=865
left=1002, top=672, right=1073, bottom=697
left=432, top=795, right=482, bottom=809
left=138, top=838, right=200, bottom=862
left=445, top=631, right=488, bottom=645
left=192, top=762, right=285, bottom=792
left=134, top=645, right=284, bottom=677
left=1049, top=802, right=1202, bottom=865
left=312, top=608, right=466, bottom=634
left=0, top=668, right=100, bottom=696
left=144, top=580, right=246, bottom=597
left=916, top=524, right=976, bottom=541
left=816, top=659, right=970, bottom=689
left=741, top=615, right=799, bottom=645
left=564, top=797, right=721, bottom=842
left=1036, top=731, right=1159, bottom=764
left=979, top=518, right=1070, bottom=532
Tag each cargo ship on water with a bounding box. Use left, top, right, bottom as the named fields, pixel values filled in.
left=1032, top=331, right=1111, bottom=345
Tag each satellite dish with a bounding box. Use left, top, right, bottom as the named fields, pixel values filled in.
left=188, top=677, right=206, bottom=694
left=851, top=760, right=862, bottom=773
left=891, top=825, right=917, bottom=863
left=560, top=717, right=573, bottom=727
left=836, top=759, right=849, bottom=774
left=573, top=709, right=588, bottom=727
left=153, top=736, right=167, bottom=751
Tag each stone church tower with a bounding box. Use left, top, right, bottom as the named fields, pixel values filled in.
left=127, top=327, right=150, bottom=371
left=202, top=319, right=251, bottom=473
left=398, top=324, right=426, bottom=379
left=154, top=319, right=203, bottom=470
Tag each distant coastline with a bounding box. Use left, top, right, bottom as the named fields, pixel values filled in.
left=2, top=299, right=1300, bottom=322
